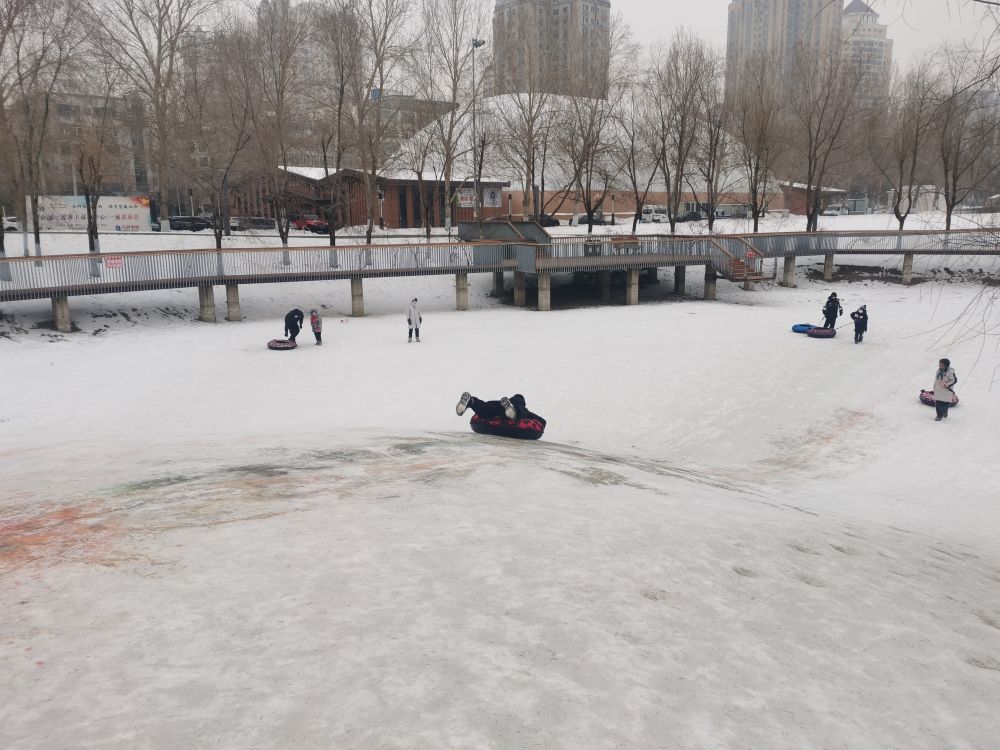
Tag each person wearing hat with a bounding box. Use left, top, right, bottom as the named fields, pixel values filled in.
left=850, top=304, right=868, bottom=343
left=283, top=308, right=304, bottom=343
left=932, top=358, right=957, bottom=421
left=407, top=297, right=422, bottom=343
left=821, top=292, right=843, bottom=329
left=309, top=309, right=323, bottom=345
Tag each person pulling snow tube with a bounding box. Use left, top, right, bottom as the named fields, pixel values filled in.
left=470, top=414, right=546, bottom=440
left=792, top=323, right=816, bottom=333
left=806, top=327, right=837, bottom=338
left=919, top=390, right=958, bottom=407
left=267, top=338, right=297, bottom=350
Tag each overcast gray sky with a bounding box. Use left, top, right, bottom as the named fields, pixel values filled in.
left=613, top=0, right=992, bottom=68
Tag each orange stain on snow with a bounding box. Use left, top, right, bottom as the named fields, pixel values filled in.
left=0, top=503, right=118, bottom=572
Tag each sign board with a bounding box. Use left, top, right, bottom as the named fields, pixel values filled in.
left=483, top=188, right=502, bottom=209
left=28, top=196, right=152, bottom=232
left=105, top=256, right=124, bottom=269
left=458, top=188, right=476, bottom=208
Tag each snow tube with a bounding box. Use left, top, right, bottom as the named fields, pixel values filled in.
left=267, top=338, right=297, bottom=350
left=792, top=323, right=816, bottom=333
left=470, top=414, right=545, bottom=440
left=919, top=390, right=958, bottom=407
left=806, top=327, right=836, bottom=338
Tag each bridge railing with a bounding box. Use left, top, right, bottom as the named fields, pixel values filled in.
left=0, top=242, right=514, bottom=300
left=543, top=235, right=722, bottom=271
left=737, top=229, right=998, bottom=258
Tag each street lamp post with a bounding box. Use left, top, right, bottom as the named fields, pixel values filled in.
left=471, top=37, right=486, bottom=233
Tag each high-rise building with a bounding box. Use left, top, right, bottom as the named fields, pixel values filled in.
left=841, top=0, right=893, bottom=110
left=726, top=0, right=842, bottom=83
left=493, top=0, right=611, bottom=97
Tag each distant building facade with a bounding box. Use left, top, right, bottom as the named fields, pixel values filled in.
left=493, top=0, right=611, bottom=96
left=726, top=0, right=842, bottom=83
left=841, top=0, right=893, bottom=111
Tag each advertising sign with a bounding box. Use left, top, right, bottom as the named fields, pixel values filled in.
left=482, top=188, right=502, bottom=208
left=28, top=196, right=152, bottom=232
left=458, top=188, right=476, bottom=208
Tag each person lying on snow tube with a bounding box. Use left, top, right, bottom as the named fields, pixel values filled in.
left=455, top=392, right=546, bottom=440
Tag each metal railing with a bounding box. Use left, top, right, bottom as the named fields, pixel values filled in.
left=2, top=230, right=998, bottom=302
left=0, top=242, right=515, bottom=301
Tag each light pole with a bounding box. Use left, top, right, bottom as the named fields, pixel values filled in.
left=471, top=37, right=486, bottom=232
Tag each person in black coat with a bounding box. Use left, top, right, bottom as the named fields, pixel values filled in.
left=455, top=392, right=546, bottom=427
left=822, top=293, right=842, bottom=329
left=284, top=308, right=304, bottom=342
left=850, top=305, right=868, bottom=343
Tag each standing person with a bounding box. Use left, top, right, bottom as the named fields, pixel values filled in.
left=821, top=292, right=843, bottom=329
left=932, top=358, right=958, bottom=421
left=284, top=308, right=304, bottom=343
left=850, top=305, right=868, bottom=343
left=407, top=297, right=422, bottom=343
left=310, top=309, right=323, bottom=346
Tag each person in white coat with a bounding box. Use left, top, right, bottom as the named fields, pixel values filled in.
left=407, top=297, right=422, bottom=342
left=932, top=358, right=957, bottom=421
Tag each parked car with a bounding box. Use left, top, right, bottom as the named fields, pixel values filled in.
left=150, top=220, right=161, bottom=232
left=290, top=213, right=329, bottom=233
left=2, top=216, right=19, bottom=232
left=169, top=215, right=212, bottom=231
left=570, top=211, right=607, bottom=226
left=822, top=204, right=848, bottom=216
left=537, top=213, right=560, bottom=227
left=641, top=205, right=669, bottom=223
left=675, top=210, right=704, bottom=223
left=227, top=216, right=244, bottom=231
left=246, top=216, right=276, bottom=231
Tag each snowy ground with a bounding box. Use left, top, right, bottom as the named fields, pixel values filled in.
left=2, top=246, right=1000, bottom=748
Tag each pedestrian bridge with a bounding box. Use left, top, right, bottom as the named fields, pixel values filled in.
left=1, top=229, right=995, bottom=331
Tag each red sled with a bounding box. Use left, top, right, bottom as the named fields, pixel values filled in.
left=470, top=414, right=545, bottom=440
left=919, top=390, right=958, bottom=407
left=267, top=338, right=297, bottom=350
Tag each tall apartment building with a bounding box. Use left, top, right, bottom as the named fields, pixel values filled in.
left=493, top=0, right=612, bottom=97
left=841, top=0, right=893, bottom=110
left=726, top=0, right=841, bottom=83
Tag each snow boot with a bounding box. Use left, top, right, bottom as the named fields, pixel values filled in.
left=500, top=396, right=517, bottom=420
left=456, top=392, right=472, bottom=416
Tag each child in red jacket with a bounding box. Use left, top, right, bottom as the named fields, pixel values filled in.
left=310, top=309, right=322, bottom=345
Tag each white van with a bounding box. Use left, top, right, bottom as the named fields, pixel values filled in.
left=641, top=205, right=668, bottom=223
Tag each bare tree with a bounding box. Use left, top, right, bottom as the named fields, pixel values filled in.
left=350, top=0, right=412, bottom=244
left=785, top=45, right=864, bottom=231
left=868, top=60, right=940, bottom=230
left=691, top=49, right=733, bottom=233
left=313, top=0, right=361, bottom=245
left=729, top=51, right=786, bottom=233
left=615, top=70, right=659, bottom=233
left=6, top=0, right=81, bottom=258
left=651, top=30, right=709, bottom=234
left=934, top=47, right=1000, bottom=229
left=238, top=1, right=310, bottom=252
left=86, top=0, right=215, bottom=230
left=0, top=0, right=33, bottom=265
left=179, top=25, right=253, bottom=250
left=416, top=0, right=489, bottom=232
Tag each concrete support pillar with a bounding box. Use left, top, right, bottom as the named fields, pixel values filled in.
left=703, top=265, right=717, bottom=300
left=51, top=295, right=72, bottom=333
left=823, top=254, right=834, bottom=282
left=674, top=265, right=686, bottom=295
left=537, top=272, right=551, bottom=311
left=902, top=252, right=914, bottom=286
left=455, top=272, right=469, bottom=311
left=198, top=285, right=216, bottom=323
left=514, top=271, right=526, bottom=307
left=600, top=270, right=611, bottom=303
left=626, top=269, right=640, bottom=305
left=225, top=283, right=241, bottom=321
left=351, top=277, right=364, bottom=317
left=492, top=271, right=504, bottom=297
left=781, top=256, right=796, bottom=288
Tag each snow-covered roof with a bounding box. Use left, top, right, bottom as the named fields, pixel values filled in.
left=281, top=165, right=337, bottom=181
left=778, top=180, right=847, bottom=194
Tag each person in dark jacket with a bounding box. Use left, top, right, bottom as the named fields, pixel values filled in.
left=455, top=392, right=546, bottom=427
left=850, top=305, right=868, bottom=343
left=822, top=293, right=842, bottom=329
left=284, top=308, right=304, bottom=342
